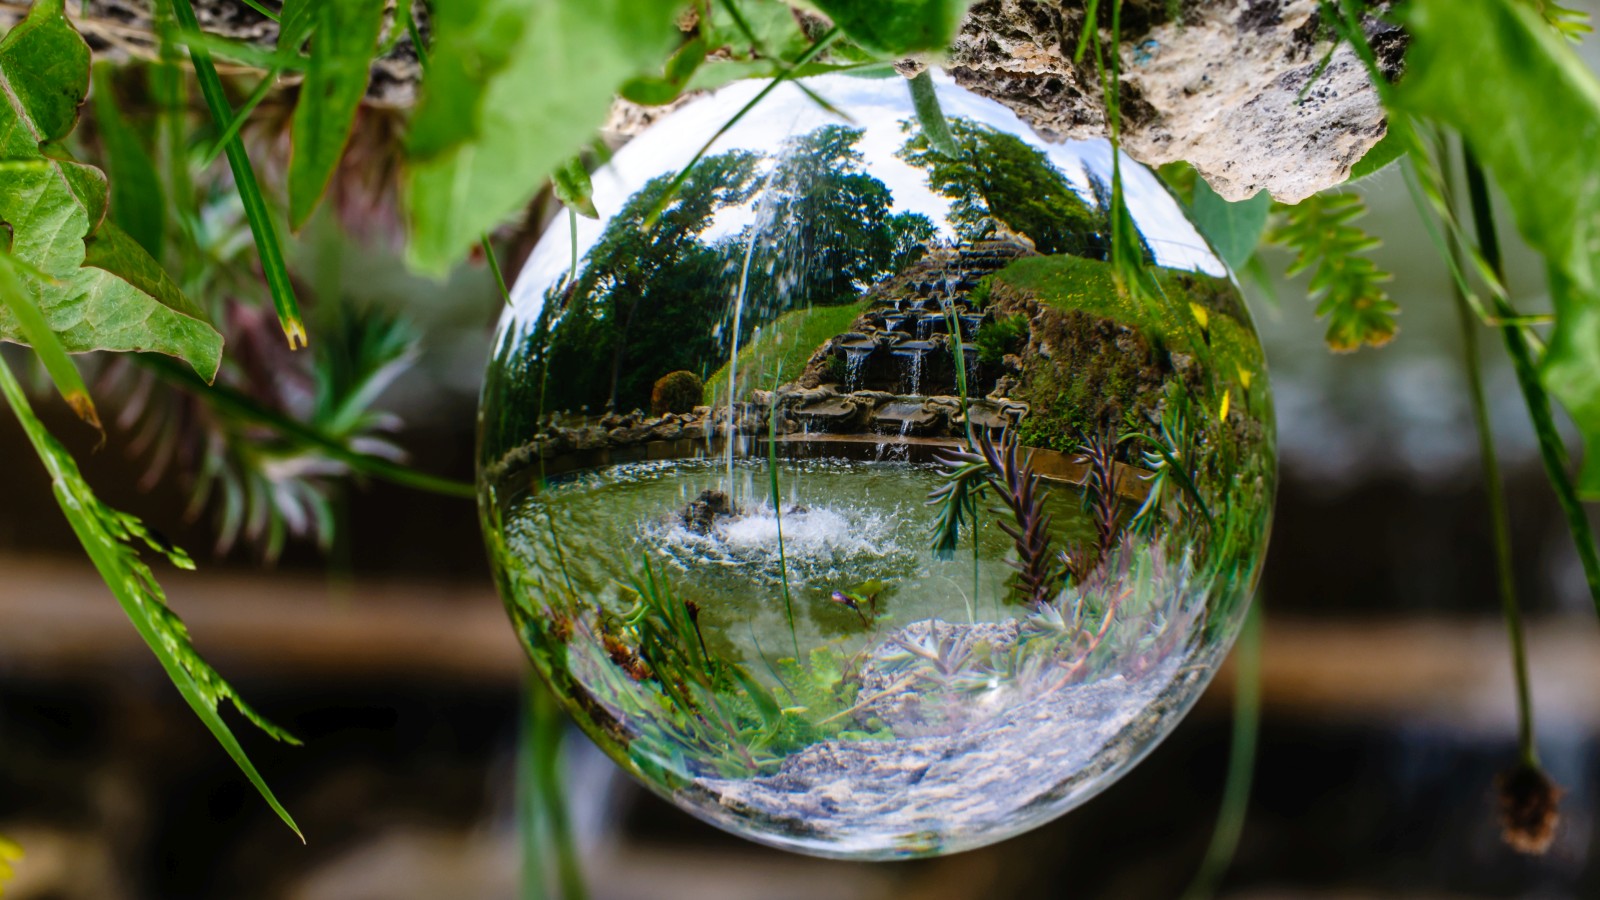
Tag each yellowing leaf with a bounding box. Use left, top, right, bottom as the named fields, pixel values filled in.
left=1219, top=390, right=1231, bottom=421
left=1189, top=301, right=1209, bottom=330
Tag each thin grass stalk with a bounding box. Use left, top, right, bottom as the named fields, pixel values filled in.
left=1439, top=145, right=1537, bottom=767
left=767, top=372, right=799, bottom=658
left=483, top=235, right=512, bottom=302
left=1182, top=599, right=1262, bottom=900
left=943, top=285, right=983, bottom=619
left=520, top=678, right=588, bottom=900
left=163, top=0, right=304, bottom=347
left=1462, top=148, right=1600, bottom=620
left=201, top=68, right=283, bottom=167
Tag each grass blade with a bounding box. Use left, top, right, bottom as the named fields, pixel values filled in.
left=0, top=353, right=302, bottom=840
left=0, top=252, right=98, bottom=429
left=163, top=0, right=307, bottom=349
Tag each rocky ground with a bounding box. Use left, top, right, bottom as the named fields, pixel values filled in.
left=689, top=618, right=1199, bottom=858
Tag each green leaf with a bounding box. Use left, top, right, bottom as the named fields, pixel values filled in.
left=1190, top=180, right=1272, bottom=272
left=0, top=353, right=302, bottom=840
left=403, top=0, right=682, bottom=275
left=1394, top=0, right=1600, bottom=493
left=166, top=0, right=305, bottom=349
left=908, top=69, right=959, bottom=158
left=0, top=0, right=223, bottom=380
left=808, top=0, right=972, bottom=55
left=619, top=35, right=708, bottom=106
left=289, top=0, right=386, bottom=230
left=1346, top=129, right=1404, bottom=183
left=92, top=64, right=165, bottom=260
left=550, top=155, right=599, bottom=219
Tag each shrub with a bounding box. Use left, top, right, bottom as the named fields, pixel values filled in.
left=975, top=315, right=1029, bottom=366
left=651, top=370, right=705, bottom=415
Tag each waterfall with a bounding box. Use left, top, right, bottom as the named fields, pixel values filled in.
left=845, top=347, right=870, bottom=392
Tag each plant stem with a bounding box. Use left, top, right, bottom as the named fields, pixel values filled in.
left=1444, top=145, right=1536, bottom=767
left=908, top=70, right=959, bottom=158
left=1463, top=148, right=1600, bottom=620
left=520, top=678, right=587, bottom=900
left=642, top=26, right=841, bottom=229
left=1182, top=599, right=1261, bottom=900
left=142, top=355, right=474, bottom=498
left=482, top=234, right=512, bottom=303
left=767, top=372, right=799, bottom=659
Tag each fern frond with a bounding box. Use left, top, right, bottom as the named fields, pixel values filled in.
left=1268, top=192, right=1397, bottom=351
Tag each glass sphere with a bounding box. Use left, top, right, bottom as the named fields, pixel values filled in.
left=478, top=73, right=1274, bottom=859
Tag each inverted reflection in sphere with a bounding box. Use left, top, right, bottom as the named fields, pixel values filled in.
left=479, top=73, right=1274, bottom=859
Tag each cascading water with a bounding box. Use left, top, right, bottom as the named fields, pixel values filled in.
left=480, top=72, right=1274, bottom=860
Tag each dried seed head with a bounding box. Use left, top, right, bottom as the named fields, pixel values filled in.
left=1497, top=762, right=1562, bottom=855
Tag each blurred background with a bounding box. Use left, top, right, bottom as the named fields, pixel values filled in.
left=7, top=26, right=1600, bottom=900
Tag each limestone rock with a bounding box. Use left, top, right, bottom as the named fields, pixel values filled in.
left=945, top=0, right=1406, bottom=202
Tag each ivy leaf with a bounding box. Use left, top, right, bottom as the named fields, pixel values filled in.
left=808, top=0, right=972, bottom=56
left=288, top=0, right=387, bottom=231
left=404, top=0, right=681, bottom=275
left=1267, top=192, right=1396, bottom=352
left=0, top=353, right=302, bottom=839
left=0, top=0, right=222, bottom=381
left=1190, top=179, right=1272, bottom=272
left=1395, top=0, right=1600, bottom=493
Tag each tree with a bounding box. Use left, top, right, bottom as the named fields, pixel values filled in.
left=535, top=149, right=761, bottom=413
left=742, top=124, right=934, bottom=316
left=899, top=116, right=1105, bottom=258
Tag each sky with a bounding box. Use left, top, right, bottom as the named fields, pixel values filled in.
left=508, top=71, right=1227, bottom=322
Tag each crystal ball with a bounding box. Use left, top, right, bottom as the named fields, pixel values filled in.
left=478, top=73, right=1274, bottom=859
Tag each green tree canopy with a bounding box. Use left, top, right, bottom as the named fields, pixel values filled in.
left=899, top=116, right=1106, bottom=259
left=742, top=124, right=935, bottom=316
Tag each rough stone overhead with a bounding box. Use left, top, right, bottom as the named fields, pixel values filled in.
left=946, top=0, right=1406, bottom=202
left=14, top=0, right=1409, bottom=202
